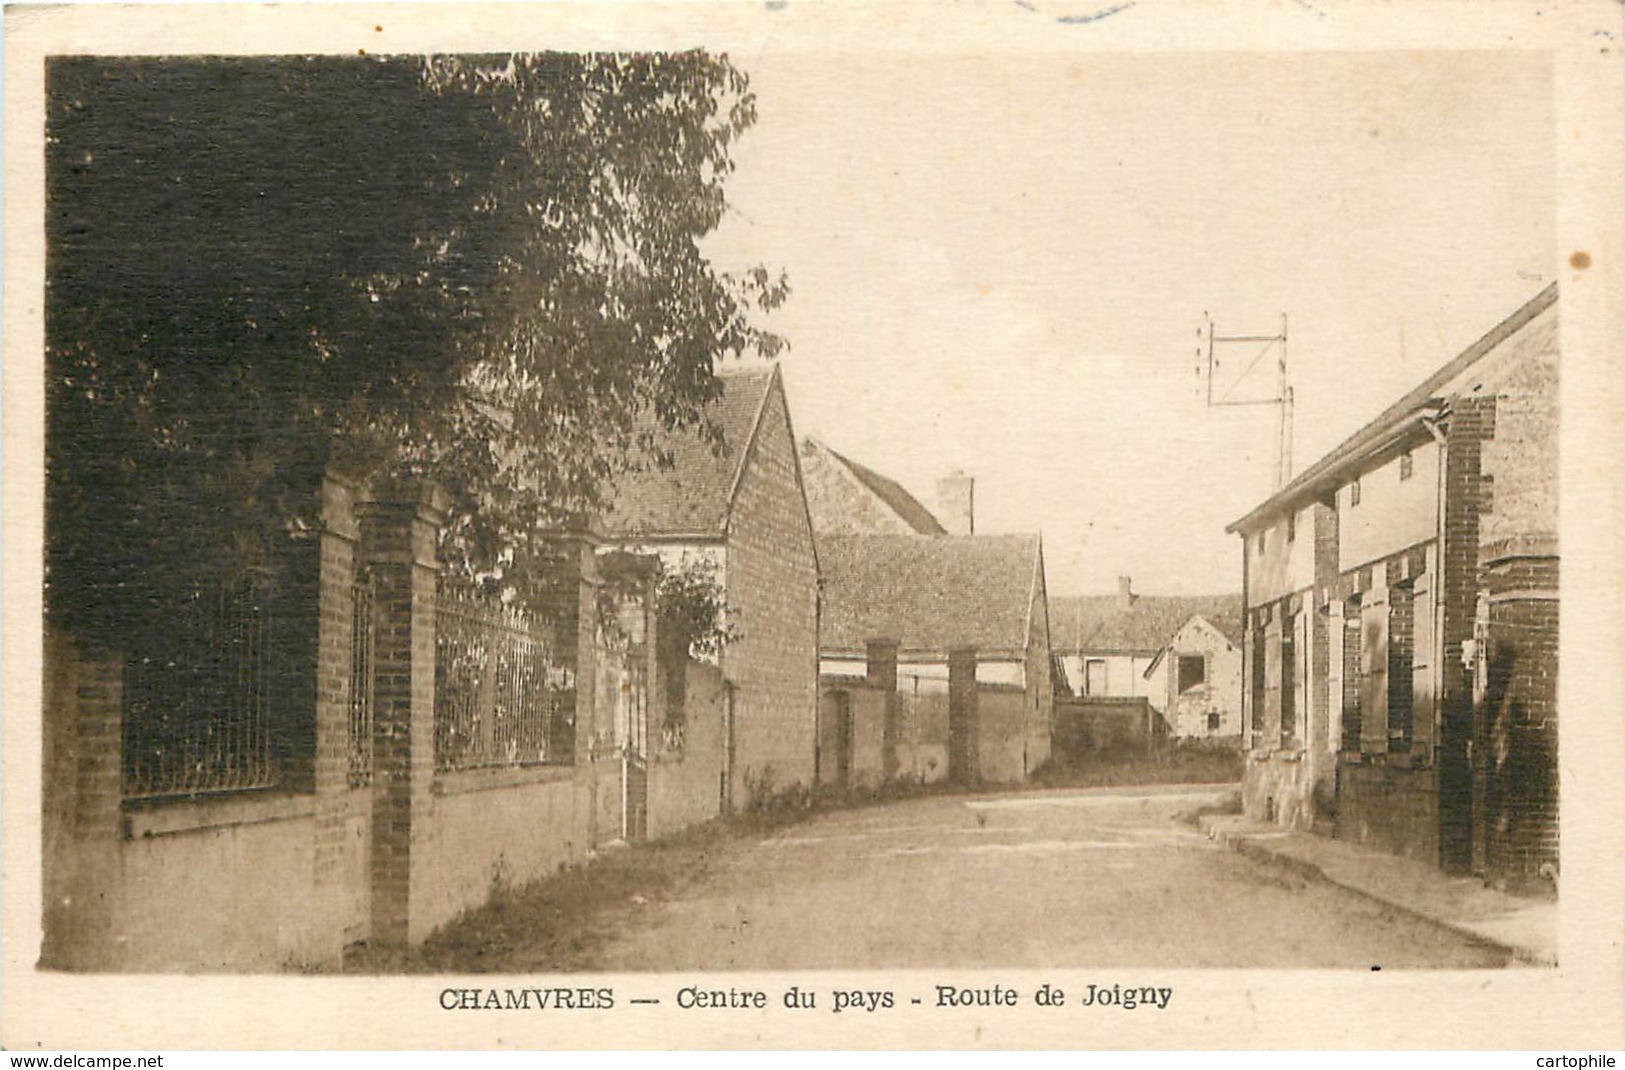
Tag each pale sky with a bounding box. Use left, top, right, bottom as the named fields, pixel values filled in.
left=707, top=49, right=1555, bottom=597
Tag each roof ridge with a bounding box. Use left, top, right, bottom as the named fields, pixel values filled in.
left=722, top=364, right=781, bottom=527
left=812, top=441, right=948, bottom=536
left=1228, top=283, right=1557, bottom=532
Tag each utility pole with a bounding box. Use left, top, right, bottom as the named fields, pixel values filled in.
left=1195, top=313, right=1293, bottom=489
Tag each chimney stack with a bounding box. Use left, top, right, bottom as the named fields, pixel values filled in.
left=937, top=470, right=975, bottom=536
left=1117, top=575, right=1135, bottom=610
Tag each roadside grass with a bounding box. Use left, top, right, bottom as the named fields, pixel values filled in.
left=343, top=819, right=744, bottom=974
left=343, top=781, right=886, bottom=974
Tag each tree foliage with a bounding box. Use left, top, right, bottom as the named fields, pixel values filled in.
left=46, top=53, right=785, bottom=646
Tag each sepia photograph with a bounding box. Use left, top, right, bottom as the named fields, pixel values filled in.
left=5, top=0, right=1623, bottom=1052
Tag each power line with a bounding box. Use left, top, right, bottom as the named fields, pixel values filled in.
left=1195, top=312, right=1293, bottom=489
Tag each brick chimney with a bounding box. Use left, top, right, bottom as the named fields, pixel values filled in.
left=937, top=470, right=974, bottom=535
left=1117, top=574, right=1135, bottom=610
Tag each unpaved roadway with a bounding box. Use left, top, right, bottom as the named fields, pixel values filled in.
left=577, top=785, right=1508, bottom=970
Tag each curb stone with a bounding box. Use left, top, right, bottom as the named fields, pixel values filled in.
left=1202, top=819, right=1553, bottom=967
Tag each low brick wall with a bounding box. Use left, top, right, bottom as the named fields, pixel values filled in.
left=1053, top=697, right=1162, bottom=763
left=42, top=631, right=350, bottom=972
left=978, top=687, right=1037, bottom=784
left=414, top=766, right=589, bottom=941
left=816, top=679, right=891, bottom=791
left=1336, top=759, right=1439, bottom=866
left=105, top=801, right=328, bottom=971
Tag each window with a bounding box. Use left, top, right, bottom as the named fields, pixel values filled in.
left=1207, top=711, right=1221, bottom=734
left=1177, top=654, right=1206, bottom=693
left=1399, top=451, right=1414, bottom=481
left=1256, top=529, right=1267, bottom=556
left=1287, top=511, right=1297, bottom=543
left=1350, top=478, right=1362, bottom=506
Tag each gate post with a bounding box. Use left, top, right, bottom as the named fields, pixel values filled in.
left=948, top=647, right=980, bottom=786
left=533, top=530, right=602, bottom=848
left=357, top=479, right=447, bottom=947
left=866, top=639, right=900, bottom=783
left=305, top=473, right=362, bottom=964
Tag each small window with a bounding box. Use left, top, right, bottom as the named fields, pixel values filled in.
left=1350, top=478, right=1362, bottom=507
left=1178, top=654, right=1207, bottom=692
left=1399, top=451, right=1414, bottom=481
left=1207, top=711, right=1221, bottom=734
left=1257, top=529, right=1267, bottom=556
left=1286, top=512, right=1297, bottom=543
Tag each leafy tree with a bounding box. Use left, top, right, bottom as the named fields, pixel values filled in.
left=46, top=53, right=786, bottom=647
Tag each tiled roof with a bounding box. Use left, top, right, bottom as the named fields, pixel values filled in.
left=819, top=533, right=1041, bottom=658
left=820, top=443, right=947, bottom=536
left=597, top=367, right=776, bottom=539
left=1049, top=593, right=1243, bottom=655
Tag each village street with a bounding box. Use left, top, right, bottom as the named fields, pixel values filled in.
left=556, top=785, right=1508, bottom=971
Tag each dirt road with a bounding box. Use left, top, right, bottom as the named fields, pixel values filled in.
left=572, top=785, right=1508, bottom=970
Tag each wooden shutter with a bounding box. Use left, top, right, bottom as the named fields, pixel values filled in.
left=1326, top=600, right=1345, bottom=755
left=1359, top=584, right=1389, bottom=751
left=1411, top=571, right=1435, bottom=751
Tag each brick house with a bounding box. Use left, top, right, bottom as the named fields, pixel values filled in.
left=817, top=533, right=1053, bottom=785
left=1141, top=610, right=1244, bottom=741
left=1227, top=283, right=1558, bottom=892
left=598, top=364, right=821, bottom=809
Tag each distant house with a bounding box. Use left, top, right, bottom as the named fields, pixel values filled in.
left=599, top=364, right=821, bottom=810
left=818, top=533, right=1053, bottom=785
left=800, top=437, right=948, bottom=536
left=1051, top=579, right=1241, bottom=710
left=1226, top=283, right=1558, bottom=892
left=1141, top=610, right=1244, bottom=741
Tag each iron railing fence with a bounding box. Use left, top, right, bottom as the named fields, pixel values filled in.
left=434, top=590, right=559, bottom=772
left=122, top=569, right=278, bottom=798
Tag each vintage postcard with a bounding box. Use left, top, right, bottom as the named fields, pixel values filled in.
left=4, top=0, right=1623, bottom=1052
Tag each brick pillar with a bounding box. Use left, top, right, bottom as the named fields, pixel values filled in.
left=1478, top=549, right=1559, bottom=891
left=947, top=647, right=979, bottom=786
left=41, top=629, right=126, bottom=969
left=1439, top=397, right=1491, bottom=873
left=533, top=531, right=601, bottom=845
left=358, top=479, right=447, bottom=947
left=866, top=639, right=900, bottom=782
left=308, top=474, right=360, bottom=963
left=1306, top=503, right=1340, bottom=822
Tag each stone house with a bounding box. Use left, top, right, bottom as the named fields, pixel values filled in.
left=1051, top=581, right=1240, bottom=708
left=1226, top=282, right=1558, bottom=892
left=1141, top=610, right=1244, bottom=741
left=598, top=364, right=821, bottom=810
left=817, top=533, right=1053, bottom=785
